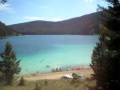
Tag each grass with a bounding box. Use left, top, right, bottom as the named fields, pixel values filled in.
left=0, top=78, right=96, bottom=90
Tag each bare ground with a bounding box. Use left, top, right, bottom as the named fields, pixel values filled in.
left=23, top=68, right=93, bottom=81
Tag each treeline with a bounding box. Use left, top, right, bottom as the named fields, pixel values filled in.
left=91, top=0, right=120, bottom=90
left=0, top=21, right=20, bottom=38
left=9, top=12, right=100, bottom=35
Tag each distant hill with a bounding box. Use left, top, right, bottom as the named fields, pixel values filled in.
left=9, top=12, right=100, bottom=35
left=0, top=21, right=19, bottom=38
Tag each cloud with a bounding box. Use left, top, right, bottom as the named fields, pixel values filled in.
left=0, top=3, right=14, bottom=13
left=24, top=17, right=64, bottom=22
left=52, top=18, right=64, bottom=21
left=24, top=16, right=46, bottom=21
left=101, top=1, right=105, bottom=4
left=85, top=0, right=93, bottom=3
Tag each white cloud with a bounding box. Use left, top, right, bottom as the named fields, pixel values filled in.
left=101, top=1, right=105, bottom=4
left=85, top=0, right=93, bottom=3
left=24, top=17, right=64, bottom=22
left=0, top=3, right=14, bottom=13
left=24, top=16, right=46, bottom=21
left=52, top=18, right=64, bottom=21
left=100, top=0, right=107, bottom=4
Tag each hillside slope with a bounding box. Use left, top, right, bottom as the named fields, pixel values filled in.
left=0, top=21, right=19, bottom=37
left=9, top=12, right=100, bottom=35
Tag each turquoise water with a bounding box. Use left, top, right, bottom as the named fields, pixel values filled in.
left=0, top=35, right=98, bottom=75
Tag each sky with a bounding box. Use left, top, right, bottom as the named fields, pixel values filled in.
left=0, top=0, right=108, bottom=25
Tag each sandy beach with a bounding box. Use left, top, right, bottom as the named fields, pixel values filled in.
left=23, top=68, right=93, bottom=81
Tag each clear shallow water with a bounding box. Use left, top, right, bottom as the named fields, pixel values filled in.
left=0, top=35, right=98, bottom=75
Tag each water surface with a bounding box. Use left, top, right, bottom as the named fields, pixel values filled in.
left=0, top=35, right=98, bottom=75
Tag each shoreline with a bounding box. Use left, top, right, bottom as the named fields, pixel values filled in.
left=22, top=67, right=93, bottom=81
left=19, top=65, right=90, bottom=76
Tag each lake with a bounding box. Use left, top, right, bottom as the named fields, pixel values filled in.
left=0, top=35, right=98, bottom=75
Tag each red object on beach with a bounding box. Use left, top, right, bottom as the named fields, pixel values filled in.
left=75, top=68, right=81, bottom=70
left=75, top=67, right=84, bottom=70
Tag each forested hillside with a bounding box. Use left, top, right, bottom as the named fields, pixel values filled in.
left=0, top=21, right=19, bottom=37
left=9, top=12, right=100, bottom=35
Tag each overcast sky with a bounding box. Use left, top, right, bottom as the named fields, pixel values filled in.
left=0, top=0, right=108, bottom=25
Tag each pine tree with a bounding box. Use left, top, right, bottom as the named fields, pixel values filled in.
left=18, top=76, right=26, bottom=86
left=0, top=42, right=21, bottom=85
left=90, top=0, right=120, bottom=90
left=1, top=0, right=7, bottom=4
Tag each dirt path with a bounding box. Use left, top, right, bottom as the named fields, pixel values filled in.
left=24, top=68, right=93, bottom=81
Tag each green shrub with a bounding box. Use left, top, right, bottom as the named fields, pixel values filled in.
left=70, top=75, right=83, bottom=90
left=18, top=76, right=26, bottom=86
left=34, top=82, right=42, bottom=90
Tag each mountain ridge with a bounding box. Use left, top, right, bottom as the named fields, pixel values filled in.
left=0, top=21, right=19, bottom=37
left=9, top=12, right=100, bottom=35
